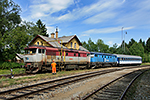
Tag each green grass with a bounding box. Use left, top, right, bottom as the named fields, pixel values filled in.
left=0, top=68, right=25, bottom=75
left=141, top=63, right=150, bottom=65
left=0, top=69, right=95, bottom=88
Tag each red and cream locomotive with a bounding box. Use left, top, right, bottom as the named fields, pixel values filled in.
left=23, top=46, right=90, bottom=73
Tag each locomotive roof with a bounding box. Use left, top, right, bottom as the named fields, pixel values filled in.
left=90, top=52, right=116, bottom=56
left=114, top=54, right=142, bottom=58
left=24, top=46, right=90, bottom=53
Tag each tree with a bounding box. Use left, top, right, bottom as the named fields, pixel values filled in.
left=145, top=37, right=150, bottom=53
left=127, top=38, right=135, bottom=48
left=0, top=0, right=21, bottom=36
left=109, top=43, right=118, bottom=54
left=85, top=38, right=98, bottom=52
left=1, top=26, right=31, bottom=60
left=139, top=39, right=146, bottom=52
left=0, top=0, right=22, bottom=61
left=96, top=39, right=109, bottom=53
left=129, top=42, right=144, bottom=57
left=36, top=19, right=48, bottom=37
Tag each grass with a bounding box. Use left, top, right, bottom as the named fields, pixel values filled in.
left=141, top=63, right=150, bottom=65
left=0, top=68, right=96, bottom=88
left=0, top=68, right=26, bottom=75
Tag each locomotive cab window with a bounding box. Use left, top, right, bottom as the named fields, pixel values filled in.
left=38, top=49, right=45, bottom=53
left=25, top=48, right=37, bottom=54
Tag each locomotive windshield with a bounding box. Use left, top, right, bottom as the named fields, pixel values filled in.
left=25, top=48, right=37, bottom=54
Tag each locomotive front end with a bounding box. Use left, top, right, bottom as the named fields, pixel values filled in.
left=23, top=46, right=44, bottom=73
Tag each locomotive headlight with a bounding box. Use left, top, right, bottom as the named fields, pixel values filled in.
left=26, top=57, right=29, bottom=60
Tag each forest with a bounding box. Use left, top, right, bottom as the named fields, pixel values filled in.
left=0, top=0, right=150, bottom=64
left=82, top=38, right=150, bottom=62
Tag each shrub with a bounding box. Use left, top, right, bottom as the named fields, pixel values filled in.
left=0, top=62, right=24, bottom=69
left=1, top=62, right=10, bottom=69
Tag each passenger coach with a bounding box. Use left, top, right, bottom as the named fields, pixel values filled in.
left=114, top=54, right=142, bottom=66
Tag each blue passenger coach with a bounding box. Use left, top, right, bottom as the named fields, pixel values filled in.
left=114, top=54, right=142, bottom=66
left=90, top=52, right=117, bottom=68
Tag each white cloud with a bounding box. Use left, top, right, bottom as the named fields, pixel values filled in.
left=29, top=0, right=74, bottom=19
left=107, top=41, right=113, bottom=45
left=46, top=26, right=56, bottom=36
left=56, top=0, right=122, bottom=23
left=82, top=26, right=134, bottom=34
left=117, top=0, right=150, bottom=27
left=83, top=11, right=116, bottom=24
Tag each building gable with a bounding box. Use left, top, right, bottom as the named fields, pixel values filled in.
left=30, top=37, right=51, bottom=47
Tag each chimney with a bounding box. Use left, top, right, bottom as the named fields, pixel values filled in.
left=51, top=33, right=55, bottom=38
left=56, top=26, right=58, bottom=39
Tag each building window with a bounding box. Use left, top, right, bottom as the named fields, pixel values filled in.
left=41, top=41, right=43, bottom=46
left=37, top=42, right=39, bottom=45
left=71, top=42, right=72, bottom=48
left=74, top=43, right=76, bottom=49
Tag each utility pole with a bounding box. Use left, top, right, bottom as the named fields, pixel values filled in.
left=121, top=27, right=124, bottom=50
left=124, top=32, right=127, bottom=52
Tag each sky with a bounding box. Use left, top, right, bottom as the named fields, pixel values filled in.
left=13, top=0, right=150, bottom=47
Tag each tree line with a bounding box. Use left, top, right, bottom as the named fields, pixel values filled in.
left=0, top=0, right=49, bottom=61
left=82, top=38, right=150, bottom=62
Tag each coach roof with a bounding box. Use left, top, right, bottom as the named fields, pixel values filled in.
left=114, top=54, right=142, bottom=59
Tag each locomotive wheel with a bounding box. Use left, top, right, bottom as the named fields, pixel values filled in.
left=31, top=68, right=40, bottom=73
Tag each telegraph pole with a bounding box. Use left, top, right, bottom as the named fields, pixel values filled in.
left=122, top=27, right=124, bottom=50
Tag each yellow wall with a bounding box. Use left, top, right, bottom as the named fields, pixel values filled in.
left=30, top=37, right=51, bottom=47
left=66, top=38, right=80, bottom=50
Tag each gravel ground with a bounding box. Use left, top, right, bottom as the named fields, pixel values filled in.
left=132, top=70, right=150, bottom=100
left=0, top=66, right=150, bottom=100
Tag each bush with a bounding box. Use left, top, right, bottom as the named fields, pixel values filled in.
left=1, top=62, right=10, bottom=69
left=0, top=62, right=24, bottom=69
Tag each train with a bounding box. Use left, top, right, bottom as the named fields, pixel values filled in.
left=23, top=45, right=142, bottom=73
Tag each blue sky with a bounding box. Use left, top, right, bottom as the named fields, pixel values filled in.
left=13, top=0, right=150, bottom=47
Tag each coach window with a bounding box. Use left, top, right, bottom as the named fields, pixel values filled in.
left=95, top=54, right=98, bottom=57
left=74, top=53, right=76, bottom=56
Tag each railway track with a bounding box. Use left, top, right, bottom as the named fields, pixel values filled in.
left=0, top=65, right=149, bottom=100
left=81, top=69, right=148, bottom=100
left=0, top=68, right=122, bottom=100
